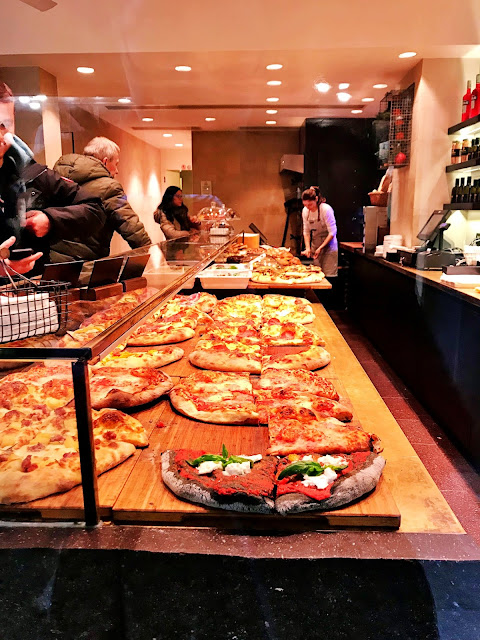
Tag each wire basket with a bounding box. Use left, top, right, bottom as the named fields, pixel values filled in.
left=0, top=269, right=69, bottom=344
left=379, top=84, right=414, bottom=167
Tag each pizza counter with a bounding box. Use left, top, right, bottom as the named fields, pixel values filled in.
left=340, top=243, right=480, bottom=467
left=0, top=300, right=465, bottom=542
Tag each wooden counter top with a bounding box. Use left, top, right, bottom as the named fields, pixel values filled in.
left=339, top=243, right=480, bottom=308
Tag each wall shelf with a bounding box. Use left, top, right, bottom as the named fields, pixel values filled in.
left=443, top=203, right=480, bottom=211
left=448, top=114, right=480, bottom=136
left=446, top=157, right=480, bottom=173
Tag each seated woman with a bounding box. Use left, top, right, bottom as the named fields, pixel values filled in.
left=153, top=187, right=200, bottom=239
left=301, top=186, right=338, bottom=277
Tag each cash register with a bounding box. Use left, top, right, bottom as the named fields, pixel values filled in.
left=398, top=210, right=463, bottom=270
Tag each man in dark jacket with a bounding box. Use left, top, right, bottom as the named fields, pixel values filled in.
left=53, top=136, right=151, bottom=262
left=0, top=83, right=106, bottom=273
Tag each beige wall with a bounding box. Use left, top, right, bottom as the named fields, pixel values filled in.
left=192, top=130, right=300, bottom=246
left=391, top=58, right=480, bottom=246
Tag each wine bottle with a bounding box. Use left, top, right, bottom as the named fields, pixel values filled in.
left=471, top=73, right=480, bottom=118
left=464, top=176, right=472, bottom=203
left=462, top=81, right=472, bottom=121
left=459, top=177, right=465, bottom=203
left=451, top=178, right=460, bottom=203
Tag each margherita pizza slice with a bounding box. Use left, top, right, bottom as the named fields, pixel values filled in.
left=254, top=390, right=353, bottom=424
left=170, top=371, right=258, bottom=424
left=256, top=369, right=339, bottom=400
left=89, top=367, right=173, bottom=409
left=127, top=321, right=195, bottom=346
left=261, top=294, right=315, bottom=324
left=261, top=345, right=330, bottom=371
left=266, top=415, right=381, bottom=457
left=161, top=446, right=276, bottom=513
left=189, top=339, right=262, bottom=373
left=260, top=319, right=325, bottom=346
left=93, top=346, right=184, bottom=370
left=274, top=452, right=386, bottom=515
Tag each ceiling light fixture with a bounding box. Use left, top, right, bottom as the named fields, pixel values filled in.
left=175, top=65, right=192, bottom=72
left=351, top=109, right=363, bottom=114
left=266, top=64, right=283, bottom=70
left=338, top=83, right=350, bottom=90
left=361, top=97, right=374, bottom=102
left=29, top=101, right=41, bottom=110
left=373, top=83, right=388, bottom=89
left=142, top=117, right=154, bottom=122
left=267, top=80, right=282, bottom=86
left=205, top=117, right=216, bottom=121
left=118, top=97, right=131, bottom=104
left=77, top=66, right=94, bottom=74
left=266, top=121, right=277, bottom=125
left=175, top=143, right=183, bottom=147
left=398, top=51, right=417, bottom=58
left=314, top=81, right=331, bottom=93
left=266, top=97, right=279, bottom=102
left=163, top=133, right=173, bottom=137
left=336, top=92, right=352, bottom=102
left=266, top=109, right=278, bottom=114
left=18, top=96, right=30, bottom=104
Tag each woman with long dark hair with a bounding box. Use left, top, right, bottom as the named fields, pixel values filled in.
left=153, top=186, right=200, bottom=239
left=301, top=186, right=338, bottom=276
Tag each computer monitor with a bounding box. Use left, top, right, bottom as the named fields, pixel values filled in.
left=417, top=210, right=448, bottom=242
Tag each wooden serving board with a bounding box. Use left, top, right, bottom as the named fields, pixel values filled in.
left=112, top=403, right=400, bottom=530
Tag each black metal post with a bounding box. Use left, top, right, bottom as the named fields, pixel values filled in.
left=71, top=359, right=99, bottom=526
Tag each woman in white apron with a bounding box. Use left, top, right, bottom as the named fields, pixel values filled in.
left=301, top=186, right=338, bottom=277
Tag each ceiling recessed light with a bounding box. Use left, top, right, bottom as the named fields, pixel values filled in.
left=77, top=66, right=94, bottom=74
left=175, top=65, right=191, bottom=72
left=118, top=97, right=131, bottom=104
left=163, top=133, right=173, bottom=137
left=338, top=83, right=350, bottom=90
left=314, top=81, right=331, bottom=93
left=18, top=96, right=30, bottom=104
left=266, top=109, right=278, bottom=114
left=267, top=80, right=282, bottom=86
left=266, top=97, right=279, bottom=102
left=362, top=97, right=375, bottom=102
left=266, top=64, right=283, bottom=70
left=266, top=120, right=277, bottom=125
left=399, top=51, right=417, bottom=58
left=29, top=101, right=41, bottom=110
left=142, top=117, right=154, bottom=122
left=175, top=143, right=183, bottom=147
left=373, top=83, right=388, bottom=89
left=336, top=92, right=352, bottom=102
left=351, top=109, right=363, bottom=114
left=205, top=117, right=216, bottom=122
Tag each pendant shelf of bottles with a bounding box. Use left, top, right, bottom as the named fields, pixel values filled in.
left=447, top=112, right=480, bottom=209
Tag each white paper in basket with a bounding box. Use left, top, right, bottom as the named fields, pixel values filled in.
left=0, top=293, right=59, bottom=342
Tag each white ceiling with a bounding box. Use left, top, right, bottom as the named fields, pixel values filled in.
left=2, top=0, right=480, bottom=150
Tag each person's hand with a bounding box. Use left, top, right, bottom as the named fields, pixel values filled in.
left=0, top=236, right=42, bottom=275
left=313, top=247, right=322, bottom=259
left=188, top=215, right=199, bottom=224
left=301, top=248, right=312, bottom=258
left=25, top=210, right=50, bottom=237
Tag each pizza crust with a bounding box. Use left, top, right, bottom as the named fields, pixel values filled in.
left=161, top=450, right=275, bottom=514
left=189, top=348, right=261, bottom=374
left=127, top=326, right=195, bottom=346
left=274, top=454, right=386, bottom=515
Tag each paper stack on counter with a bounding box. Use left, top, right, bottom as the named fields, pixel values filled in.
left=0, top=292, right=59, bottom=342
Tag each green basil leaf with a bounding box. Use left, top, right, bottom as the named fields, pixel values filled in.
left=187, top=454, right=225, bottom=467
left=222, top=444, right=229, bottom=458
left=278, top=460, right=325, bottom=480
left=227, top=455, right=252, bottom=466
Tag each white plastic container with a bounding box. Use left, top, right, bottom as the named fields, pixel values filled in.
left=383, top=235, right=403, bottom=258
left=199, top=267, right=252, bottom=289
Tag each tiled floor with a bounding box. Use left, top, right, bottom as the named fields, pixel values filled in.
left=330, top=310, right=480, bottom=546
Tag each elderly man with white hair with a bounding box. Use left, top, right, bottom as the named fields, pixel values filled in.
left=53, top=136, right=151, bottom=262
